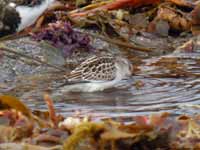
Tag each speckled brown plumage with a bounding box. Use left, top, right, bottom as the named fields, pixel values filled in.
left=68, top=55, right=117, bottom=82
left=60, top=54, right=132, bottom=92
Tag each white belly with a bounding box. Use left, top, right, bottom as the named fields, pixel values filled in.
left=60, top=80, right=118, bottom=92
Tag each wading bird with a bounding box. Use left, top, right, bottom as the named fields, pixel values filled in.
left=60, top=55, right=133, bottom=92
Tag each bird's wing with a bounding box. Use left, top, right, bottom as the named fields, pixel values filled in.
left=67, top=55, right=116, bottom=82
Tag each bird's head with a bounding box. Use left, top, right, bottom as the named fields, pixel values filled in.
left=115, top=56, right=133, bottom=78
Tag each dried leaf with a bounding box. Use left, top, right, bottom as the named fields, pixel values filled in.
left=101, top=128, right=140, bottom=140
left=167, top=0, right=195, bottom=8
left=0, top=126, right=18, bottom=142
left=0, top=143, right=60, bottom=150
left=76, top=0, right=88, bottom=7
left=63, top=122, right=104, bottom=150
left=154, top=7, right=191, bottom=32
left=0, top=95, right=32, bottom=118
left=70, top=0, right=160, bottom=17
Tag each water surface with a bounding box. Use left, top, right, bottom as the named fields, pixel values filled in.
left=21, top=51, right=200, bottom=119
left=1, top=38, right=200, bottom=119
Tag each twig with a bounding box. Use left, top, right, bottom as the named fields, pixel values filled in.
left=70, top=0, right=113, bottom=14
left=69, top=0, right=160, bottom=18
left=44, top=94, right=58, bottom=128
left=0, top=43, right=66, bottom=72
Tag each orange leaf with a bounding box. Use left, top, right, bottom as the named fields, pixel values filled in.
left=0, top=95, right=32, bottom=118
left=70, top=0, right=160, bottom=18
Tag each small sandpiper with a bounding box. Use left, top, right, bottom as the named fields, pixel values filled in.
left=60, top=54, right=133, bottom=92
left=0, top=0, right=55, bottom=37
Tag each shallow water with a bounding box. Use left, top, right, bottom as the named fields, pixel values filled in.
left=18, top=51, right=200, bottom=119
left=1, top=37, right=200, bottom=120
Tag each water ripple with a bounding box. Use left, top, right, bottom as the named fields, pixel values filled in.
left=14, top=51, right=200, bottom=118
